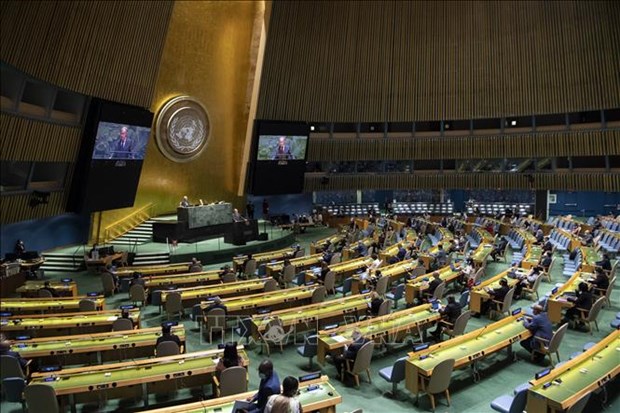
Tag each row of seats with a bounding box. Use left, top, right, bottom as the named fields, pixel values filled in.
left=504, top=228, right=527, bottom=251
left=594, top=230, right=620, bottom=255
left=546, top=217, right=578, bottom=232
left=466, top=229, right=485, bottom=249
left=473, top=217, right=500, bottom=234
left=587, top=216, right=620, bottom=232
left=562, top=249, right=583, bottom=277
left=322, top=203, right=380, bottom=217
left=392, top=202, right=454, bottom=215
left=548, top=229, right=571, bottom=253
left=466, top=203, right=532, bottom=216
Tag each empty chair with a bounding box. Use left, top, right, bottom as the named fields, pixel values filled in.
left=205, top=307, right=226, bottom=343
left=156, top=341, right=180, bottom=357
left=323, top=271, right=336, bottom=295
left=24, top=384, right=59, bottom=413
left=1, top=355, right=27, bottom=381
left=190, top=304, right=203, bottom=331
left=311, top=286, right=326, bottom=304
left=222, top=272, right=237, bottom=283
left=263, top=279, right=279, bottom=292
left=2, top=377, right=26, bottom=411
left=101, top=272, right=117, bottom=296
left=522, top=274, right=543, bottom=301
left=490, top=385, right=528, bottom=413
left=261, top=317, right=285, bottom=355
left=38, top=289, right=53, bottom=298
left=330, top=253, right=341, bottom=265
left=386, top=284, right=405, bottom=309
left=165, top=292, right=184, bottom=320
left=375, top=276, right=389, bottom=297
left=415, top=358, right=455, bottom=411
left=378, top=356, right=407, bottom=398
left=281, top=264, right=296, bottom=288
left=129, top=284, right=147, bottom=306
left=441, top=311, right=471, bottom=341
left=343, top=341, right=374, bottom=388
left=335, top=277, right=353, bottom=297
left=78, top=299, right=97, bottom=312
left=376, top=299, right=393, bottom=317
left=490, top=287, right=516, bottom=320
left=596, top=275, right=615, bottom=308
left=296, top=334, right=318, bottom=369
left=112, top=318, right=134, bottom=331
left=458, top=290, right=470, bottom=309
left=577, top=296, right=605, bottom=334
left=213, top=366, right=248, bottom=397
left=235, top=317, right=254, bottom=345
left=244, top=259, right=257, bottom=279
left=532, top=323, right=568, bottom=367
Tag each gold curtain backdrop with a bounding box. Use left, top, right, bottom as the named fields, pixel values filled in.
left=306, top=130, right=620, bottom=161
left=258, top=0, right=620, bottom=122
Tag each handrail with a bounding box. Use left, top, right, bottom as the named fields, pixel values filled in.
left=101, top=203, right=153, bottom=244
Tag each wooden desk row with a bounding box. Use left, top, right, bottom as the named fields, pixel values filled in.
left=526, top=329, right=619, bottom=413
left=232, top=246, right=299, bottom=272
left=317, top=303, right=441, bottom=365
left=155, top=278, right=276, bottom=309
left=469, top=267, right=524, bottom=315
left=406, top=312, right=532, bottom=392
left=0, top=309, right=141, bottom=338
left=120, top=269, right=222, bottom=293
left=10, top=326, right=185, bottom=366
left=546, top=271, right=593, bottom=324
left=15, top=280, right=79, bottom=297
left=521, top=244, right=543, bottom=269
left=30, top=347, right=248, bottom=411
left=201, top=284, right=323, bottom=316
left=405, top=263, right=462, bottom=305
left=250, top=293, right=372, bottom=340
left=306, top=256, right=374, bottom=285
left=310, top=233, right=346, bottom=254
left=140, top=375, right=341, bottom=413
left=1, top=296, right=105, bottom=314
left=265, top=253, right=323, bottom=278
left=114, top=262, right=192, bottom=277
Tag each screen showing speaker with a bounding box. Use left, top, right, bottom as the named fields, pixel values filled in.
left=68, top=99, right=153, bottom=213
left=249, top=121, right=309, bottom=195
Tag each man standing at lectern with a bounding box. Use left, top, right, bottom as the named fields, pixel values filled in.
left=180, top=196, right=191, bottom=207
left=233, top=208, right=247, bottom=223
left=113, top=126, right=134, bottom=159
left=272, top=136, right=293, bottom=160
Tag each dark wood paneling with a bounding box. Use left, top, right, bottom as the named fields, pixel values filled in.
left=258, top=1, right=620, bottom=122
left=0, top=192, right=67, bottom=224
left=0, top=0, right=174, bottom=108
left=0, top=114, right=82, bottom=162
left=306, top=130, right=620, bottom=161
left=305, top=173, right=620, bottom=192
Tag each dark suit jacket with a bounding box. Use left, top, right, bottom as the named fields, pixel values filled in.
left=572, top=291, right=593, bottom=312
left=156, top=333, right=181, bottom=348
left=427, top=278, right=442, bottom=296
left=0, top=349, right=28, bottom=371
left=369, top=298, right=383, bottom=316
left=441, top=302, right=462, bottom=324
left=524, top=312, right=553, bottom=343
left=114, top=138, right=133, bottom=159
left=251, top=371, right=281, bottom=412
left=344, top=337, right=369, bottom=360
left=491, top=285, right=509, bottom=302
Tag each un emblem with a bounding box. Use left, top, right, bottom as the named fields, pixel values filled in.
left=155, top=96, right=210, bottom=163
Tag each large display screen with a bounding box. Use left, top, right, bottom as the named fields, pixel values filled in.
left=256, top=135, right=308, bottom=161
left=68, top=99, right=153, bottom=213
left=249, top=121, right=309, bottom=195
left=91, top=122, right=151, bottom=160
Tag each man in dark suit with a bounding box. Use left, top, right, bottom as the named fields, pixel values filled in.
left=520, top=304, right=553, bottom=362
left=481, top=278, right=510, bottom=315
left=595, top=254, right=612, bottom=272
left=272, top=136, right=293, bottom=160
left=39, top=281, right=59, bottom=297
left=0, top=337, right=29, bottom=373
left=246, top=359, right=281, bottom=413
left=156, top=323, right=183, bottom=353
left=431, top=295, right=462, bottom=338
left=589, top=268, right=609, bottom=294
left=129, top=272, right=146, bottom=288
left=433, top=244, right=447, bottom=267
left=332, top=329, right=369, bottom=379
left=112, top=126, right=133, bottom=159
left=203, top=296, right=227, bottom=315
left=188, top=258, right=203, bottom=273
left=367, top=291, right=384, bottom=317
left=561, top=282, right=593, bottom=327
left=490, top=238, right=508, bottom=261
left=424, top=272, right=443, bottom=300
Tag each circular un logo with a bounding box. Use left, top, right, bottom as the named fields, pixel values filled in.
left=155, top=96, right=210, bottom=163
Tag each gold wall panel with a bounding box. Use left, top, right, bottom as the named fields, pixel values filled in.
left=0, top=192, right=68, bottom=224
left=0, top=113, right=82, bottom=162
left=0, top=0, right=173, bottom=108
left=258, top=1, right=620, bottom=122
left=305, top=173, right=620, bottom=192
left=96, top=1, right=261, bottom=232
left=307, top=130, right=620, bottom=161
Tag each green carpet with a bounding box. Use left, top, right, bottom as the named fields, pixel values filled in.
left=2, top=225, right=618, bottom=413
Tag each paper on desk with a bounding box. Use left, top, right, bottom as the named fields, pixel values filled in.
left=331, top=335, right=348, bottom=343
left=107, top=316, right=118, bottom=321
